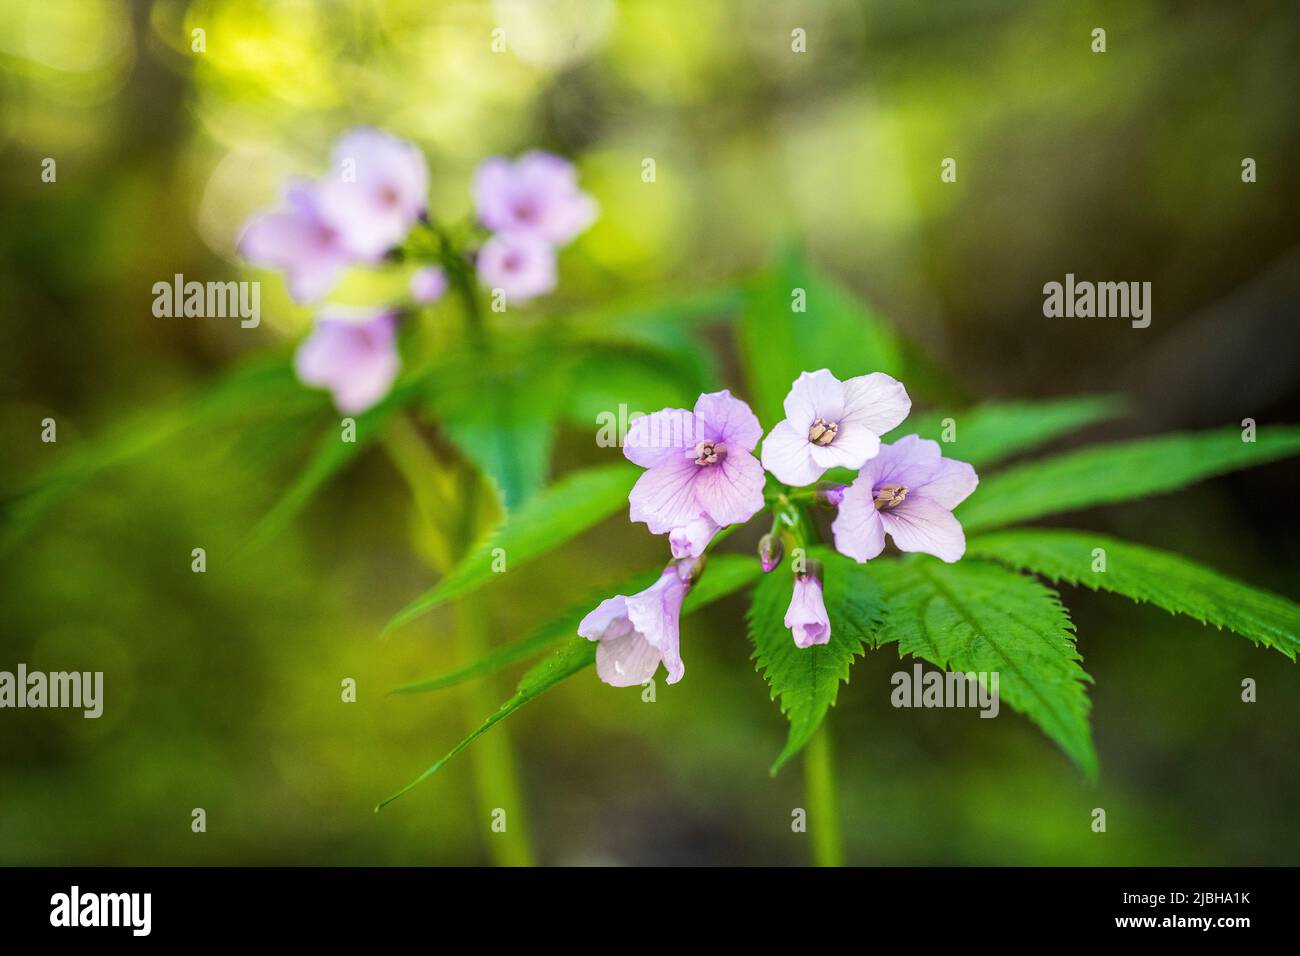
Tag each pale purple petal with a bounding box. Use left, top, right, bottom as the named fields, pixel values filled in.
left=595, top=631, right=663, bottom=687
left=293, top=310, right=399, bottom=414
left=782, top=369, right=845, bottom=431
left=879, top=496, right=967, bottom=563
left=693, top=390, right=763, bottom=452
left=785, top=576, right=831, bottom=648
left=908, top=456, right=979, bottom=511
left=410, top=266, right=447, bottom=303
left=694, top=447, right=766, bottom=527
left=581, top=567, right=688, bottom=687
left=807, top=423, right=881, bottom=471
left=238, top=180, right=352, bottom=304
left=318, top=128, right=429, bottom=259
left=578, top=595, right=632, bottom=641
left=473, top=151, right=597, bottom=245
left=761, top=419, right=823, bottom=486
left=623, top=408, right=698, bottom=468
left=839, top=372, right=911, bottom=436
left=669, top=515, right=720, bottom=559
left=629, top=455, right=705, bottom=534
left=476, top=232, right=557, bottom=302
left=831, top=475, right=888, bottom=563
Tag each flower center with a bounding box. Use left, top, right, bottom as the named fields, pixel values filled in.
left=873, top=483, right=908, bottom=510
left=694, top=439, right=726, bottom=466
left=808, top=418, right=839, bottom=446
left=379, top=184, right=401, bottom=208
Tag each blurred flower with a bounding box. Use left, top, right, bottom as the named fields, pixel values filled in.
left=832, top=436, right=978, bottom=564
left=669, top=515, right=721, bottom=559
left=238, top=180, right=353, bottom=304
left=317, top=128, right=429, bottom=259
left=473, top=151, right=597, bottom=246
left=294, top=308, right=400, bottom=414
left=476, top=232, right=557, bottom=302
left=761, top=369, right=911, bottom=486
left=785, top=568, right=830, bottom=648
left=409, top=266, right=447, bottom=303
left=624, top=391, right=766, bottom=535
left=579, top=558, right=696, bottom=687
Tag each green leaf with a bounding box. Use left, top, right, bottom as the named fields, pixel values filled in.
left=377, top=553, right=761, bottom=808
left=383, top=462, right=640, bottom=633
left=910, top=395, right=1126, bottom=468
left=959, top=426, right=1300, bottom=533
left=871, top=557, right=1096, bottom=778
left=968, top=529, right=1300, bottom=661
left=748, top=550, right=886, bottom=775
left=739, top=252, right=905, bottom=428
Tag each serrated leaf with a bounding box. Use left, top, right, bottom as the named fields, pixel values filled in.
left=377, top=553, right=761, bottom=808
left=739, top=252, right=905, bottom=428
left=384, top=462, right=640, bottom=633
left=968, top=528, right=1300, bottom=660
left=910, top=395, right=1126, bottom=468
left=959, top=426, right=1300, bottom=533
left=870, top=557, right=1096, bottom=778
left=748, top=550, right=885, bottom=775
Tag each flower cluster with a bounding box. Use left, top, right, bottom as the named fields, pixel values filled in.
left=581, top=369, right=978, bottom=687
left=239, top=131, right=595, bottom=413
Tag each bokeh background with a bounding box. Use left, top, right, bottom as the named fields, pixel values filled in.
left=2, top=0, right=1298, bottom=865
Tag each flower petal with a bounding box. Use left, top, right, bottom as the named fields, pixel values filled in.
left=808, top=423, right=881, bottom=472
left=782, top=369, right=845, bottom=431
left=831, top=476, right=888, bottom=562
left=761, top=419, right=823, bottom=486
left=840, top=372, right=911, bottom=436
left=695, top=449, right=766, bottom=526
left=693, top=390, right=763, bottom=452
left=595, top=631, right=663, bottom=687
left=628, top=457, right=704, bottom=534
left=880, top=496, right=967, bottom=563
left=623, top=408, right=697, bottom=468
left=910, top=456, right=979, bottom=510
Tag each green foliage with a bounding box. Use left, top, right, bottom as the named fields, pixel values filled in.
left=959, top=426, right=1300, bottom=533
left=910, top=395, right=1126, bottom=468
left=871, top=557, right=1097, bottom=778
left=748, top=550, right=886, bottom=774
left=739, top=251, right=905, bottom=427
left=384, top=462, right=640, bottom=633
left=377, top=554, right=761, bottom=808
left=968, top=529, right=1300, bottom=660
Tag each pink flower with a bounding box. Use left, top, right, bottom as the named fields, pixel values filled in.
left=294, top=308, right=400, bottom=414
left=238, top=180, right=353, bottom=304
left=761, top=369, right=911, bottom=487
left=579, top=559, right=695, bottom=687
left=785, top=573, right=830, bottom=648
left=669, top=515, right=721, bottom=559
left=473, top=152, right=597, bottom=246
left=831, top=435, right=978, bottom=564
left=624, top=391, right=766, bottom=536
left=476, top=232, right=557, bottom=302
left=410, top=266, right=447, bottom=303
left=317, top=128, right=429, bottom=259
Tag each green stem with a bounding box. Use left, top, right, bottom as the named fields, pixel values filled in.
left=804, top=721, right=844, bottom=866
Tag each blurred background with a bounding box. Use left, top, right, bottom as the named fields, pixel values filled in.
left=1, top=0, right=1298, bottom=865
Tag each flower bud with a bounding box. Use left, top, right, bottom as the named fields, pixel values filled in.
left=758, top=533, right=783, bottom=573
left=814, top=482, right=848, bottom=508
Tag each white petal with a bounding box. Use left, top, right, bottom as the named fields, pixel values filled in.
left=761, top=420, right=824, bottom=486
left=841, top=372, right=911, bottom=436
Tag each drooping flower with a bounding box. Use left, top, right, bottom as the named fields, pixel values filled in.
left=579, top=558, right=696, bottom=687
left=785, top=568, right=830, bottom=648
left=294, top=307, right=400, bottom=414
left=409, top=266, right=447, bottom=304
left=624, top=391, right=766, bottom=536
left=831, top=435, right=978, bottom=564
left=317, top=128, right=429, bottom=260
left=238, top=180, right=353, bottom=304
left=669, top=515, right=721, bottom=560
left=472, top=151, right=597, bottom=246
left=761, top=369, right=911, bottom=487
left=476, top=232, right=557, bottom=302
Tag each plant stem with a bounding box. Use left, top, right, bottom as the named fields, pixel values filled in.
left=804, top=720, right=844, bottom=866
